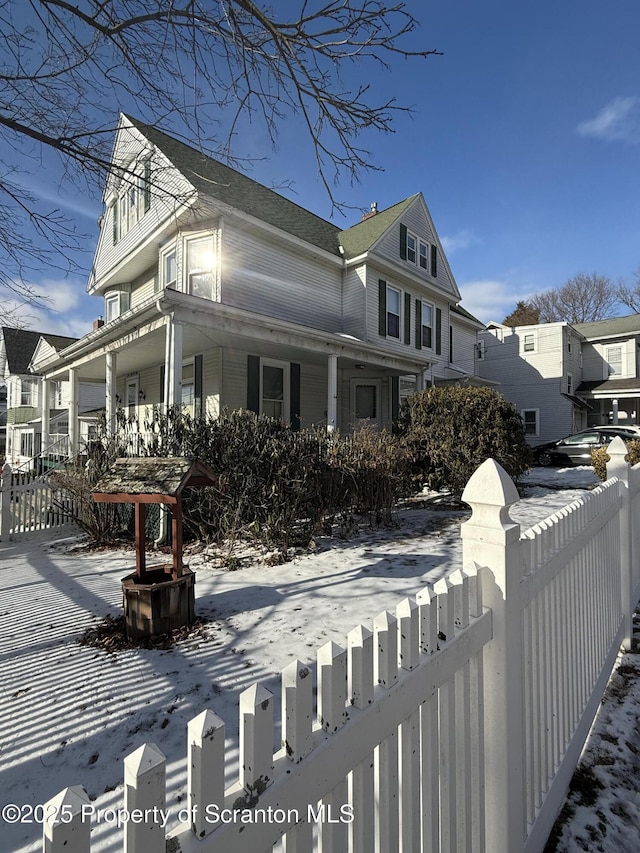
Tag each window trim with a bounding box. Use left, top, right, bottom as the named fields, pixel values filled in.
left=419, top=240, right=429, bottom=270
left=421, top=300, right=434, bottom=350
left=605, top=345, right=623, bottom=377
left=184, top=232, right=218, bottom=300
left=521, top=408, right=540, bottom=437
left=406, top=232, right=417, bottom=265
left=20, top=378, right=35, bottom=407
left=522, top=332, right=537, bottom=354
left=386, top=285, right=401, bottom=339
left=161, top=244, right=177, bottom=290
left=260, top=358, right=290, bottom=422
left=105, top=292, right=120, bottom=324
left=350, top=378, right=382, bottom=424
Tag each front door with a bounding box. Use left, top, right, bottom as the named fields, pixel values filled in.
left=351, top=379, right=382, bottom=428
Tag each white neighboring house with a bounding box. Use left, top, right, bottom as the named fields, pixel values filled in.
left=0, top=327, right=104, bottom=469
left=30, top=114, right=484, bottom=446
left=478, top=314, right=640, bottom=446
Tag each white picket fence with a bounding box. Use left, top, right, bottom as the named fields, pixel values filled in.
left=0, top=461, right=78, bottom=541
left=42, top=437, right=640, bottom=853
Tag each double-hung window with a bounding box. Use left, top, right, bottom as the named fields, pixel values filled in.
left=386, top=286, right=401, bottom=338
left=261, top=360, right=289, bottom=421
left=421, top=301, right=433, bottom=349
left=523, top=332, right=536, bottom=353
left=419, top=241, right=429, bottom=270
left=186, top=235, right=216, bottom=300
left=606, top=346, right=623, bottom=376
left=20, top=379, right=35, bottom=406
left=522, top=409, right=539, bottom=436
left=105, top=293, right=120, bottom=323
left=162, top=247, right=177, bottom=290
left=406, top=233, right=417, bottom=264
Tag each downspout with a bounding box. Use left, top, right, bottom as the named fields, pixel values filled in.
left=154, top=302, right=173, bottom=546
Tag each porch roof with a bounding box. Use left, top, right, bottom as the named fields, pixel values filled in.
left=576, top=377, right=640, bottom=398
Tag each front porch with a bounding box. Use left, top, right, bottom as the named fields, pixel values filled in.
left=34, top=291, right=435, bottom=450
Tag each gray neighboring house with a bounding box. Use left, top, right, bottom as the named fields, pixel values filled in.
left=478, top=314, right=640, bottom=447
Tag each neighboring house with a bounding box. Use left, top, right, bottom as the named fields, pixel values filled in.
left=478, top=314, right=640, bottom=446
left=0, top=383, right=6, bottom=456
left=0, top=327, right=104, bottom=468
left=31, top=114, right=483, bottom=447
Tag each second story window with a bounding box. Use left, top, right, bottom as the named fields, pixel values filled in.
left=186, top=235, right=216, bottom=300
left=105, top=293, right=120, bottom=323
left=21, top=379, right=35, bottom=406
left=522, top=332, right=536, bottom=353
left=387, top=286, right=401, bottom=338
left=421, top=301, right=433, bottom=349
left=163, top=248, right=177, bottom=289
left=606, top=346, right=622, bottom=376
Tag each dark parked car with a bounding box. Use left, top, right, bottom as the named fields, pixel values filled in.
left=533, top=428, right=635, bottom=467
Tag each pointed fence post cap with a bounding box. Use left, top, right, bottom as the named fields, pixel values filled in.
left=124, top=742, right=165, bottom=777
left=462, top=458, right=519, bottom=507
left=462, top=458, right=520, bottom=533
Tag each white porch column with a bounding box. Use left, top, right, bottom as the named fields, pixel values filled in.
left=41, top=378, right=50, bottom=453
left=612, top=398, right=619, bottom=425
left=68, top=367, right=78, bottom=457
left=168, top=318, right=184, bottom=407
left=106, top=351, right=117, bottom=436
left=327, top=354, right=338, bottom=432
left=416, top=369, right=425, bottom=392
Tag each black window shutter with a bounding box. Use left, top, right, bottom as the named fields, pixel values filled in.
left=449, top=326, right=453, bottom=363
left=399, top=224, right=407, bottom=260
left=290, top=363, right=301, bottom=432
left=391, top=376, right=400, bottom=433
left=194, top=354, right=203, bottom=415
left=415, top=300, right=422, bottom=350
left=112, top=202, right=118, bottom=245
left=431, top=244, right=438, bottom=277
left=435, top=307, right=442, bottom=355
left=159, top=365, right=165, bottom=404
left=378, top=279, right=387, bottom=337
left=404, top=293, right=411, bottom=344
left=247, top=355, right=260, bottom=413
left=143, top=161, right=152, bottom=212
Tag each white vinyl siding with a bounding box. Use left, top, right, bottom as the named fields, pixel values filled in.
left=220, top=224, right=342, bottom=331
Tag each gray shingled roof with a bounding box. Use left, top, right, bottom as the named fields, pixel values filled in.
left=573, top=315, right=640, bottom=339
left=125, top=116, right=343, bottom=256
left=1, top=327, right=77, bottom=375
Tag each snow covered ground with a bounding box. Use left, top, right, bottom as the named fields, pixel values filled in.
left=1, top=465, right=637, bottom=852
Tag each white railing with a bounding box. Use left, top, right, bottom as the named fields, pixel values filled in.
left=41, top=438, right=640, bottom=852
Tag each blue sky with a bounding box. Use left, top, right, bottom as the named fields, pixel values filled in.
left=5, top=0, right=640, bottom=335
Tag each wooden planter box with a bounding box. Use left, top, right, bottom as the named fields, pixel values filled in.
left=121, top=566, right=195, bottom=639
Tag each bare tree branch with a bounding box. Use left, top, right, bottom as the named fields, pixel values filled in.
left=530, top=273, right=618, bottom=324
left=0, top=0, right=440, bottom=315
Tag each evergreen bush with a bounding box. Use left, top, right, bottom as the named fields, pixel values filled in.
left=592, top=439, right=640, bottom=480
left=398, top=385, right=532, bottom=497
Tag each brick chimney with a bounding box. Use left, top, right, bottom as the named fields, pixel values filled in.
left=361, top=201, right=378, bottom=221
left=93, top=318, right=105, bottom=331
